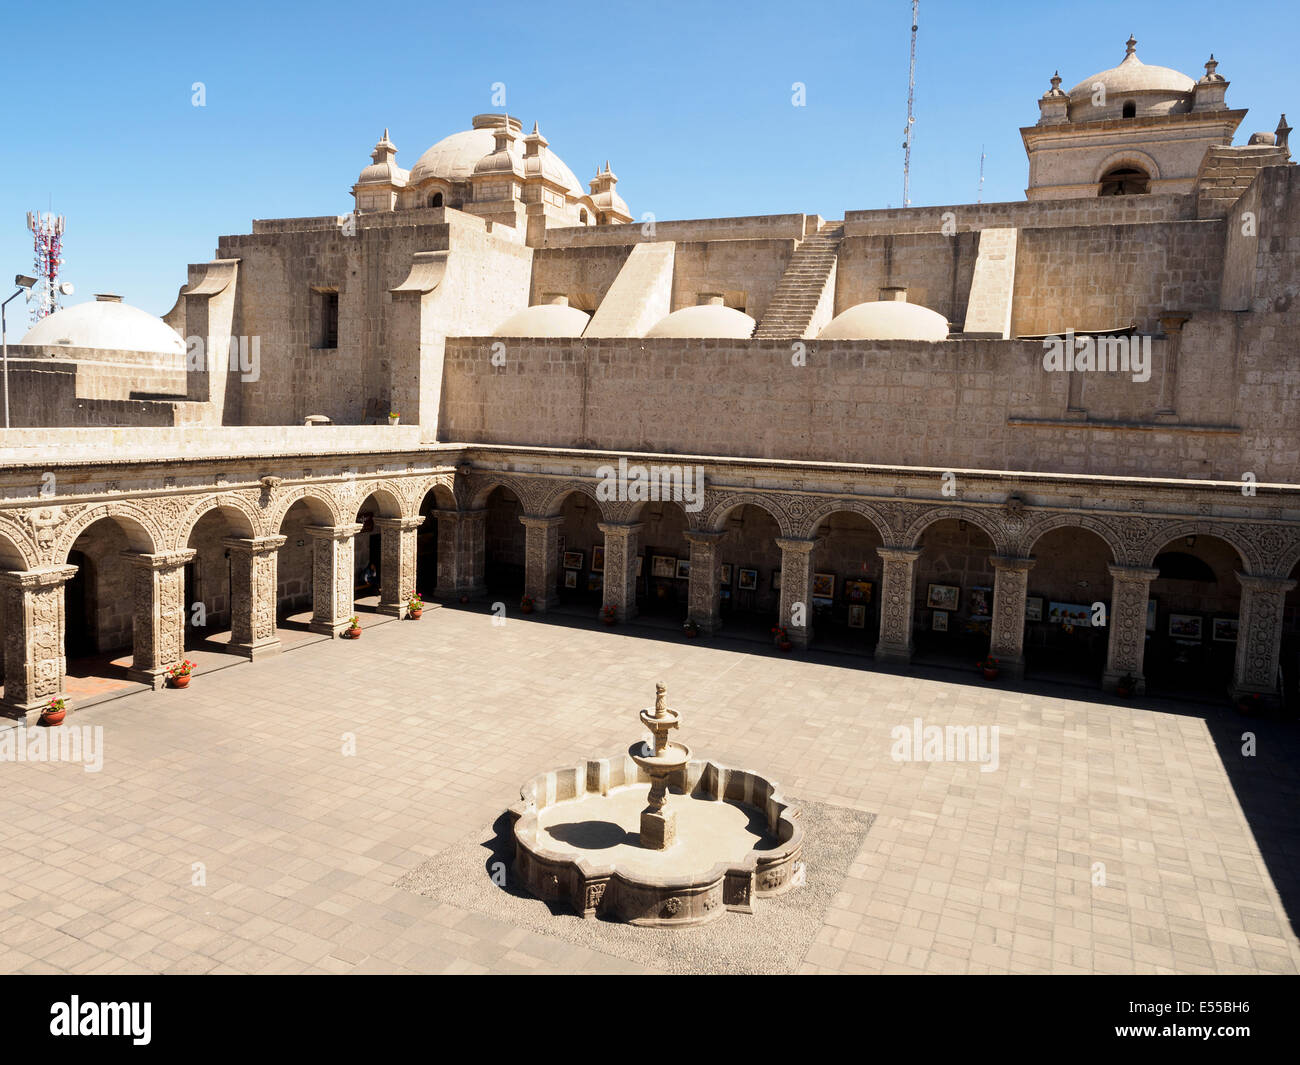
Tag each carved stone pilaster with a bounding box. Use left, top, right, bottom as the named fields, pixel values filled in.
left=434, top=509, right=486, bottom=598
left=520, top=515, right=564, bottom=611
left=684, top=530, right=725, bottom=633
left=1232, top=573, right=1297, bottom=698
left=0, top=565, right=78, bottom=721
left=374, top=516, right=425, bottom=617
left=224, top=535, right=286, bottom=660
left=306, top=523, right=363, bottom=636
left=989, top=555, right=1035, bottom=678
left=875, top=546, right=922, bottom=663
left=599, top=521, right=644, bottom=622
left=776, top=537, right=816, bottom=648
left=1104, top=565, right=1159, bottom=693
left=124, top=548, right=197, bottom=688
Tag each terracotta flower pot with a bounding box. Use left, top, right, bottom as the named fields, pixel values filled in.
left=172, top=674, right=191, bottom=689
left=348, top=626, right=362, bottom=639
left=410, top=609, right=423, bottom=620
left=684, top=629, right=699, bottom=639
left=982, top=667, right=999, bottom=680
left=520, top=603, right=534, bottom=615
left=1116, top=684, right=1134, bottom=698
left=41, top=708, right=66, bottom=727
left=778, top=641, right=794, bottom=653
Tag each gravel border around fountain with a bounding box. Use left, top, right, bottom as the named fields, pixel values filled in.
left=395, top=799, right=875, bottom=975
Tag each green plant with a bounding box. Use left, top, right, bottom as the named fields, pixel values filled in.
left=348, top=615, right=360, bottom=628
left=408, top=591, right=424, bottom=611
left=46, top=697, right=66, bottom=713
left=601, top=605, right=617, bottom=621
left=167, top=660, right=197, bottom=679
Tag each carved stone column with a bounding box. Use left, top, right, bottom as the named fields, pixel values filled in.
left=520, top=514, right=563, bottom=612
left=875, top=546, right=922, bottom=663
left=599, top=521, right=644, bottom=622
left=125, top=548, right=196, bottom=688
left=1233, top=573, right=1297, bottom=699
left=989, top=555, right=1035, bottom=678
left=776, top=537, right=816, bottom=648
left=434, top=509, right=486, bottom=599
left=0, top=565, right=77, bottom=721
left=224, top=535, right=286, bottom=660
left=306, top=523, right=363, bottom=636
left=375, top=516, right=425, bottom=617
left=1103, top=565, right=1159, bottom=693
left=684, top=529, right=725, bottom=633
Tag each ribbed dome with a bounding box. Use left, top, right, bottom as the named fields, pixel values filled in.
left=819, top=301, right=949, bottom=342
left=493, top=304, right=591, bottom=337
left=21, top=299, right=186, bottom=355
left=1067, top=40, right=1194, bottom=102
left=409, top=114, right=583, bottom=196
left=645, top=305, right=756, bottom=339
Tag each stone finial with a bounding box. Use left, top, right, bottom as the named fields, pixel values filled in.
left=1050, top=71, right=1061, bottom=91
left=653, top=682, right=667, bottom=718
left=1125, top=34, right=1137, bottom=58
left=1277, top=113, right=1292, bottom=152
left=1205, top=55, right=1218, bottom=77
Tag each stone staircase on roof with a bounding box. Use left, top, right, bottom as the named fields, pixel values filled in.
left=753, top=221, right=845, bottom=339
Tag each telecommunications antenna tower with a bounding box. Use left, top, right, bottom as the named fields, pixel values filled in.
left=902, top=1, right=919, bottom=207
left=27, top=211, right=67, bottom=324
left=978, top=145, right=986, bottom=204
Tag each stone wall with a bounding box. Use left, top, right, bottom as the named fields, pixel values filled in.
left=843, top=194, right=1195, bottom=236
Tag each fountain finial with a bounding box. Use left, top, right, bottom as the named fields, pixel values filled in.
left=654, top=682, right=667, bottom=718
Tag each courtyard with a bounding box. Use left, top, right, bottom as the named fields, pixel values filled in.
left=1, top=605, right=1296, bottom=975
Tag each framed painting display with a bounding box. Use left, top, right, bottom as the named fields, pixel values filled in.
left=812, top=573, right=836, bottom=600
left=1212, top=616, right=1238, bottom=642
left=562, top=550, right=584, bottom=571
left=720, top=564, right=732, bottom=586
left=591, top=546, right=605, bottom=573
left=651, top=555, right=677, bottom=579
left=845, top=579, right=873, bottom=603
left=968, top=586, right=992, bottom=618
left=1025, top=596, right=1044, bottom=622
left=932, top=610, right=949, bottom=632
left=675, top=558, right=691, bottom=580
left=1048, top=602, right=1090, bottom=626
left=770, top=569, right=781, bottom=592
left=586, top=573, right=602, bottom=592
left=847, top=604, right=867, bottom=629
left=1169, top=613, right=1203, bottom=640
left=738, top=568, right=758, bottom=591
left=563, top=570, right=578, bottom=589
left=927, top=584, right=960, bottom=611
left=1146, top=598, right=1157, bottom=633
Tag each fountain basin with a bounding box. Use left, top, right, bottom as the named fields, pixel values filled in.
left=509, top=754, right=803, bottom=926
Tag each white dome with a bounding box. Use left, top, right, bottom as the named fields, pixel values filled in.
left=20, top=299, right=186, bottom=355
left=819, top=301, right=949, bottom=342
left=409, top=115, right=583, bottom=197
left=493, top=304, right=591, bottom=337
left=645, top=305, right=756, bottom=339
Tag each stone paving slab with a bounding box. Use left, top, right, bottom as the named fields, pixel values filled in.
left=0, top=606, right=1297, bottom=975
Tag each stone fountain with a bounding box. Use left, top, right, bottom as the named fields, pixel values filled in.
left=508, top=682, right=804, bottom=926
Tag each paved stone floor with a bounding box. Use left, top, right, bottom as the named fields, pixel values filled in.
left=2, top=604, right=1298, bottom=975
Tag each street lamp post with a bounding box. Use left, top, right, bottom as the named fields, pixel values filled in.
left=2, top=275, right=38, bottom=430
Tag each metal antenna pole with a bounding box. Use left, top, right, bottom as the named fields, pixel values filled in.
left=903, top=1, right=919, bottom=207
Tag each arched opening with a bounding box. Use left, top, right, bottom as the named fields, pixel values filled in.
left=1023, top=526, right=1114, bottom=685
left=1144, top=534, right=1242, bottom=697
left=716, top=504, right=781, bottom=639
left=552, top=491, right=603, bottom=613
left=274, top=497, right=333, bottom=636
left=428, top=191, right=444, bottom=208
left=416, top=484, right=456, bottom=600
left=484, top=486, right=525, bottom=598
left=183, top=505, right=255, bottom=656
left=1099, top=165, right=1150, bottom=196
left=579, top=208, right=588, bottom=225
left=1281, top=557, right=1300, bottom=711
left=635, top=501, right=691, bottom=625
left=1122, top=100, right=1137, bottom=118
left=809, top=511, right=884, bottom=655
left=352, top=490, right=402, bottom=619
left=912, top=518, right=995, bottom=670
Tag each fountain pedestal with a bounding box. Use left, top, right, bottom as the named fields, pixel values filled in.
left=630, top=684, right=690, bottom=850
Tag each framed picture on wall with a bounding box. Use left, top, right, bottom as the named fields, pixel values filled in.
left=1212, top=616, right=1239, bottom=642
left=927, top=584, right=960, bottom=611
left=738, top=568, right=758, bottom=591
left=562, top=550, right=583, bottom=571
left=587, top=573, right=602, bottom=592
left=563, top=570, right=578, bottom=589
left=675, top=559, right=691, bottom=580
left=845, top=579, right=873, bottom=603
left=1025, top=596, right=1044, bottom=622
left=770, top=569, right=781, bottom=592
left=591, top=546, right=605, bottom=573
left=847, top=604, right=867, bottom=629
left=812, top=573, right=836, bottom=600
left=1146, top=598, right=1157, bottom=633
left=720, top=564, right=732, bottom=586
left=932, top=610, right=949, bottom=632
left=651, top=555, right=676, bottom=579
left=969, top=586, right=992, bottom=618
left=1048, top=602, right=1090, bottom=625
left=1168, top=613, right=1203, bottom=640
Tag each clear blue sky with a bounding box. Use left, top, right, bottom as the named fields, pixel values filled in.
left=1, top=0, right=1295, bottom=317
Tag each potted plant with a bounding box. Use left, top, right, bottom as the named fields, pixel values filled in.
left=520, top=595, right=535, bottom=615
left=168, top=660, right=197, bottom=688
left=1116, top=673, right=1136, bottom=698
left=683, top=618, right=700, bottom=639
left=388, top=410, right=400, bottom=426
left=601, top=605, right=617, bottom=626
left=346, top=615, right=362, bottom=639
left=978, top=657, right=1000, bottom=680
left=40, top=697, right=66, bottom=727
left=772, top=625, right=794, bottom=653
left=1236, top=692, right=1262, bottom=716
left=407, top=591, right=424, bottom=619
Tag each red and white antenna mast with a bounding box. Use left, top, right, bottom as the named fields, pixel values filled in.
left=27, top=211, right=66, bottom=323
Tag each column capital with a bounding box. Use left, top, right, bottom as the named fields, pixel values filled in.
left=991, top=554, right=1036, bottom=572
left=877, top=546, right=923, bottom=563
left=1236, top=572, right=1298, bottom=593
left=597, top=521, right=645, bottom=536
left=374, top=515, right=426, bottom=531
left=1107, top=564, right=1159, bottom=582
left=222, top=534, right=287, bottom=555
left=305, top=522, right=364, bottom=541
left=122, top=548, right=196, bottom=570
left=775, top=536, right=816, bottom=555
left=683, top=529, right=726, bottom=545
left=519, top=514, right=564, bottom=530
left=0, top=564, right=79, bottom=589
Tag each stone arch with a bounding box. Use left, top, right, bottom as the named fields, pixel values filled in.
left=467, top=474, right=534, bottom=512
left=1022, top=512, right=1124, bottom=562
left=268, top=488, right=341, bottom=531
left=0, top=515, right=41, bottom=571
left=176, top=492, right=262, bottom=549
left=352, top=482, right=406, bottom=521
left=53, top=502, right=162, bottom=561
left=703, top=493, right=793, bottom=537
left=903, top=507, right=1009, bottom=554
left=538, top=480, right=611, bottom=520
left=417, top=477, right=458, bottom=512
left=802, top=498, right=891, bottom=543
left=1092, top=148, right=1160, bottom=185
left=1141, top=523, right=1249, bottom=573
